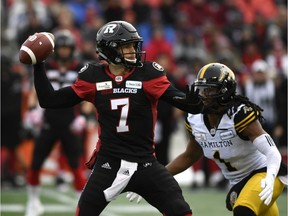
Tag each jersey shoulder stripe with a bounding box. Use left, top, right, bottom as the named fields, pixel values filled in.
left=234, top=104, right=260, bottom=133
left=185, top=118, right=192, bottom=133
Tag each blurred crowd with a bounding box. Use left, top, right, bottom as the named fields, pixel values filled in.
left=1, top=0, right=287, bottom=189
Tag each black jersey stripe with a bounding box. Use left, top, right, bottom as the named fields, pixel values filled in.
left=265, top=134, right=275, bottom=146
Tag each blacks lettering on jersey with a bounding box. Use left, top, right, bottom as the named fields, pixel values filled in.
left=72, top=62, right=170, bottom=163
left=113, top=88, right=137, bottom=94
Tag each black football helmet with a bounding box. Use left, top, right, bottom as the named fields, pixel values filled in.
left=54, top=30, right=75, bottom=61
left=193, top=63, right=237, bottom=114
left=96, top=21, right=145, bottom=67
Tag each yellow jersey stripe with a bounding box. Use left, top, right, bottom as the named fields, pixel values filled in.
left=185, top=121, right=192, bottom=133
left=235, top=111, right=255, bottom=127
left=236, top=115, right=256, bottom=133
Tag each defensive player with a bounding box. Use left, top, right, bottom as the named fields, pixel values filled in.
left=166, top=63, right=287, bottom=216
left=31, top=21, right=203, bottom=216
left=25, top=30, right=87, bottom=216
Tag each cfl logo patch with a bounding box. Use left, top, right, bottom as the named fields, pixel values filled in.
left=103, top=24, right=117, bottom=34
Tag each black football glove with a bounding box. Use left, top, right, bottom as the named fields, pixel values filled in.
left=173, top=85, right=203, bottom=114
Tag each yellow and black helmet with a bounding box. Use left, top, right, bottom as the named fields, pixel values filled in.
left=194, top=63, right=237, bottom=104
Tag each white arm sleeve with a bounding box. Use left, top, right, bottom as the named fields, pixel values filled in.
left=253, top=134, right=281, bottom=178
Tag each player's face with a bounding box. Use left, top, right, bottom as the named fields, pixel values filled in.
left=119, top=43, right=137, bottom=63
left=197, top=86, right=219, bottom=97
left=196, top=86, right=220, bottom=105
left=56, top=46, right=73, bottom=59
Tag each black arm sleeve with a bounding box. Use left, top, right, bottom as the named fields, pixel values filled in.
left=33, top=63, right=83, bottom=108
left=160, top=85, right=202, bottom=114
left=159, top=85, right=187, bottom=109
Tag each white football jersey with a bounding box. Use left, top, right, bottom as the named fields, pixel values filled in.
left=187, top=104, right=266, bottom=186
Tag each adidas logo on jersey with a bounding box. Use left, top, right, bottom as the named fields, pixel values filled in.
left=101, top=162, right=112, bottom=169
left=123, top=170, right=130, bottom=176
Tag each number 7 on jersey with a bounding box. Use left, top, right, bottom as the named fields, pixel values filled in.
left=111, top=98, right=129, bottom=132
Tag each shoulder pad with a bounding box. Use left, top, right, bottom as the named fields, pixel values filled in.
left=140, top=61, right=166, bottom=80
left=78, top=63, right=104, bottom=82
left=234, top=104, right=260, bottom=133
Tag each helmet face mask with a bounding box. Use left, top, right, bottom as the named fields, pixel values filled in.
left=195, top=83, right=224, bottom=98
left=96, top=21, right=146, bottom=67
left=194, top=63, right=237, bottom=114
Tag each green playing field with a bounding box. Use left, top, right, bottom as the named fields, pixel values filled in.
left=1, top=185, right=287, bottom=216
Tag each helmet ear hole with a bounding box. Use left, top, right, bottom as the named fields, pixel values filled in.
left=115, top=57, right=121, bottom=63
left=221, top=87, right=227, bottom=94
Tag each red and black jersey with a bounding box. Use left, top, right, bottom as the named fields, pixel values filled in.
left=44, top=60, right=84, bottom=127
left=72, top=62, right=170, bottom=162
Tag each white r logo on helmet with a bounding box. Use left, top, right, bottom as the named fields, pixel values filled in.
left=103, top=24, right=117, bottom=33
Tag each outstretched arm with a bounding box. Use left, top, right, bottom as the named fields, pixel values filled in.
left=160, top=85, right=203, bottom=114
left=166, top=136, right=203, bottom=176
left=33, top=63, right=83, bottom=108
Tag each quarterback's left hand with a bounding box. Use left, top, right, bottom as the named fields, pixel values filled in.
left=126, top=192, right=142, bottom=204
left=259, top=174, right=275, bottom=206
left=173, top=85, right=203, bottom=114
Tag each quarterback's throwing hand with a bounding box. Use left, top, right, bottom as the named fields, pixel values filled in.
left=259, top=174, right=275, bottom=206
left=126, top=192, right=142, bottom=204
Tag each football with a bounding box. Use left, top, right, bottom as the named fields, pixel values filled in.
left=19, top=32, right=55, bottom=65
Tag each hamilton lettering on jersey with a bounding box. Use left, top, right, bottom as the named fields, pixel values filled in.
left=113, top=88, right=137, bottom=94
left=199, top=140, right=233, bottom=148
